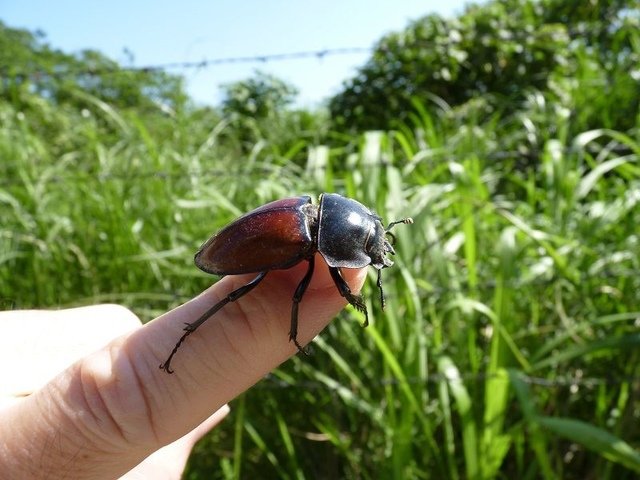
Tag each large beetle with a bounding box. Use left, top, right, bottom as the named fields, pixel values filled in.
left=161, top=193, right=411, bottom=373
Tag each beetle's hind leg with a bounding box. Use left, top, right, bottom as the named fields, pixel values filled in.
left=328, top=266, right=369, bottom=327
left=290, top=256, right=315, bottom=354
left=160, top=271, right=268, bottom=373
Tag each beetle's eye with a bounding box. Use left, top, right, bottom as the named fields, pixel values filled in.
left=384, top=217, right=412, bottom=247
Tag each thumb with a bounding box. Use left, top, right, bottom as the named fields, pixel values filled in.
left=120, top=405, right=231, bottom=480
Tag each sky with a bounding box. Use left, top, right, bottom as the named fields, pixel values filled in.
left=1, top=0, right=470, bottom=108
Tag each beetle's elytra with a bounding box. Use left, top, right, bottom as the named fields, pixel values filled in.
left=160, top=193, right=412, bottom=373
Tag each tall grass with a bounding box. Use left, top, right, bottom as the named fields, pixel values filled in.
left=1, top=93, right=640, bottom=479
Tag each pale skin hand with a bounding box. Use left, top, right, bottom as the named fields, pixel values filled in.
left=0, top=254, right=366, bottom=479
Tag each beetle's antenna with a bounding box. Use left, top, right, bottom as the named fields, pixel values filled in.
left=385, top=217, right=412, bottom=246
left=386, top=231, right=397, bottom=246
left=386, top=217, right=413, bottom=231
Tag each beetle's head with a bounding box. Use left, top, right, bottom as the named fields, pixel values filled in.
left=367, top=217, right=413, bottom=270
left=365, top=216, right=413, bottom=311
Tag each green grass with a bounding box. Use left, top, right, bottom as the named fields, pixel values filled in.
left=1, top=94, right=640, bottom=479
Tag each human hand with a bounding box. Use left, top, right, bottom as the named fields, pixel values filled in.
left=0, top=255, right=366, bottom=479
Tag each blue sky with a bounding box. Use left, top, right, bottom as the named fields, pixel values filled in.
left=1, top=1, right=470, bottom=107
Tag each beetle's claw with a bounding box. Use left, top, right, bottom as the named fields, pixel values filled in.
left=159, top=362, right=175, bottom=374
left=347, top=293, right=365, bottom=311
left=350, top=297, right=369, bottom=328
left=353, top=298, right=368, bottom=315
left=290, top=335, right=310, bottom=355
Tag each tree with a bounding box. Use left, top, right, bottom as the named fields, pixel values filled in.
left=220, top=70, right=298, bottom=120
left=0, top=21, right=188, bottom=115
left=329, top=0, right=639, bottom=133
left=219, top=71, right=311, bottom=154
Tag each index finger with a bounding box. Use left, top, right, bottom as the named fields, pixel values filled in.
left=2, top=255, right=367, bottom=478
left=135, top=255, right=367, bottom=441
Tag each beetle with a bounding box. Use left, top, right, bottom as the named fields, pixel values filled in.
left=160, top=193, right=412, bottom=373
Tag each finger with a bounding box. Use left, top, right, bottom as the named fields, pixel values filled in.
left=136, top=254, right=367, bottom=436
left=1, top=254, right=367, bottom=478
left=0, top=305, right=141, bottom=397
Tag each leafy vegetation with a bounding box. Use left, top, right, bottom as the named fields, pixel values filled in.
left=1, top=0, right=640, bottom=478
left=330, top=0, right=639, bottom=136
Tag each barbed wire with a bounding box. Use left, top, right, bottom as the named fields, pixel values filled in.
left=3, top=21, right=635, bottom=81
left=13, top=266, right=622, bottom=318
left=1, top=47, right=372, bottom=79
left=0, top=143, right=635, bottom=188
left=3, top=264, right=634, bottom=315
left=256, top=370, right=640, bottom=392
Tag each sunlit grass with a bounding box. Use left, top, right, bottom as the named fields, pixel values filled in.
left=2, top=94, right=640, bottom=479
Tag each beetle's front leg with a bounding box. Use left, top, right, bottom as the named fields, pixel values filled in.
left=328, top=266, right=369, bottom=327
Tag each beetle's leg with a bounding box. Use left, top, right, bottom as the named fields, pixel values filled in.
left=376, top=269, right=386, bottom=310
left=328, top=266, right=369, bottom=328
left=160, top=271, right=268, bottom=374
left=289, top=256, right=315, bottom=354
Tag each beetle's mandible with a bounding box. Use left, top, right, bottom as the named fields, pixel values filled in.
left=160, top=193, right=412, bottom=373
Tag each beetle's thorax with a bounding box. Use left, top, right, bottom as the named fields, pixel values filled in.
left=316, top=193, right=394, bottom=270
